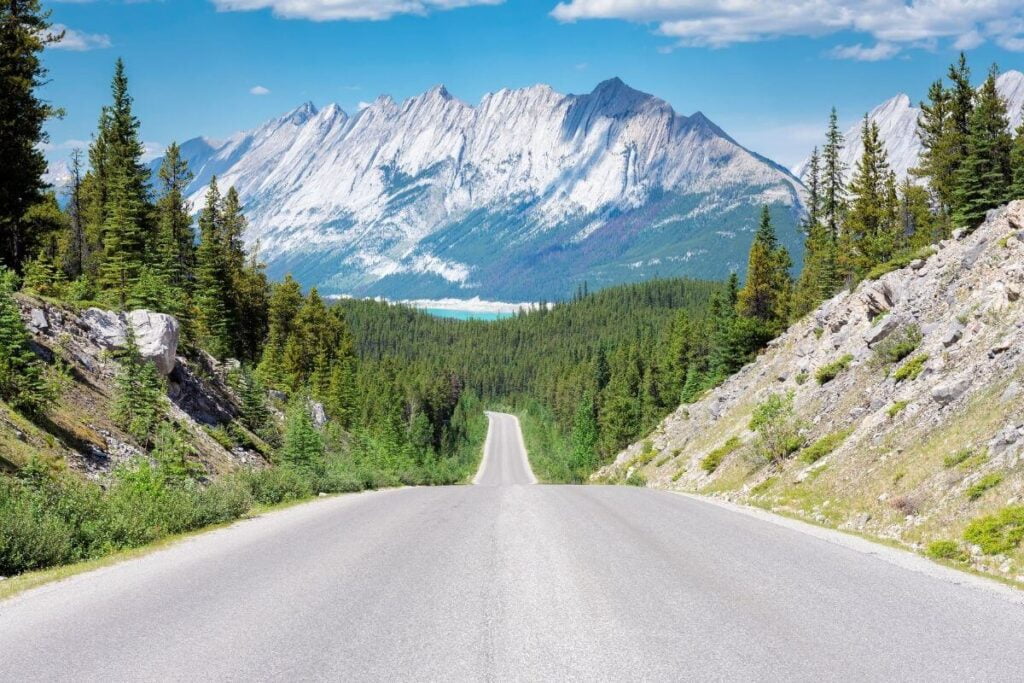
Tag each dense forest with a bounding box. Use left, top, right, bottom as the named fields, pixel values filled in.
left=2, top=0, right=1024, bottom=572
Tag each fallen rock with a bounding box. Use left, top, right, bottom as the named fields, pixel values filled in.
left=82, top=308, right=180, bottom=375
left=940, top=323, right=963, bottom=348
left=28, top=308, right=48, bottom=331
left=309, top=401, right=328, bottom=429
left=932, top=377, right=971, bottom=406
left=864, top=315, right=901, bottom=346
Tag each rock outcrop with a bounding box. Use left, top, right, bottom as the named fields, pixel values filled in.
left=82, top=308, right=180, bottom=375
left=602, top=201, right=1024, bottom=583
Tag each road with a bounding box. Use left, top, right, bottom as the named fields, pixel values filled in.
left=2, top=411, right=1024, bottom=681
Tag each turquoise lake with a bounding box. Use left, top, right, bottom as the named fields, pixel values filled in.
left=422, top=308, right=513, bottom=321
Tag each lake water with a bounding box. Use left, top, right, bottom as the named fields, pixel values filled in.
left=422, top=308, right=512, bottom=321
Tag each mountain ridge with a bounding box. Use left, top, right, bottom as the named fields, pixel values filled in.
left=157, top=78, right=805, bottom=301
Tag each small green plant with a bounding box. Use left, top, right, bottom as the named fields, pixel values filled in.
left=963, top=505, right=1024, bottom=555
left=943, top=448, right=973, bottom=468
left=671, top=468, right=685, bottom=482
left=700, top=436, right=742, bottom=474
left=865, top=246, right=936, bottom=280
left=892, top=354, right=927, bottom=382
left=926, top=540, right=968, bottom=562
left=958, top=451, right=990, bottom=471
left=795, top=371, right=808, bottom=385
left=887, top=401, right=909, bottom=418
left=966, top=472, right=1003, bottom=500
left=654, top=456, right=670, bottom=468
left=751, top=476, right=776, bottom=495
left=799, top=428, right=852, bottom=464
left=624, top=471, right=647, bottom=487
left=873, top=325, right=922, bottom=365
left=815, top=354, right=854, bottom=385
left=813, top=327, right=824, bottom=339
left=749, top=392, right=805, bottom=464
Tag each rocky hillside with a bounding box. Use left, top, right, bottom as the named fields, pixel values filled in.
left=603, top=201, right=1024, bottom=583
left=1, top=296, right=268, bottom=478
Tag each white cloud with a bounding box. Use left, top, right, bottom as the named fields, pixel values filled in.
left=549, top=1, right=1024, bottom=57
left=141, top=142, right=165, bottom=163
left=250, top=85, right=271, bottom=95
left=827, top=42, right=901, bottom=62
left=45, top=23, right=111, bottom=51
left=211, top=0, right=503, bottom=21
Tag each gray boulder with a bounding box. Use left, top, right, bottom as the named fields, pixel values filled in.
left=863, top=315, right=900, bottom=346
left=82, top=308, right=180, bottom=376
left=931, top=377, right=970, bottom=406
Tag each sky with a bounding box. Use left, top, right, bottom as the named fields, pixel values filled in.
left=40, top=0, right=1024, bottom=172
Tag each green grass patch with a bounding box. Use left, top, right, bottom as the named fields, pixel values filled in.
left=966, top=472, right=1004, bottom=500
left=964, top=506, right=1024, bottom=555
left=700, top=436, right=742, bottom=474
left=751, top=476, right=777, bottom=495
left=865, top=246, right=937, bottom=280
left=943, top=448, right=973, bottom=468
left=815, top=354, right=854, bottom=385
left=873, top=325, right=922, bottom=365
left=799, top=428, right=852, bottom=464
left=887, top=401, right=909, bottom=418
left=926, top=540, right=969, bottom=562
left=624, top=471, right=647, bottom=487
left=893, top=354, right=928, bottom=382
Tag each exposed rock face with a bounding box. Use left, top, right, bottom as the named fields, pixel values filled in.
left=82, top=308, right=180, bottom=376
left=603, top=201, right=1024, bottom=582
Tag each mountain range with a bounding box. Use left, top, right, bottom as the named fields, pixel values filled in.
left=795, top=70, right=1024, bottom=185
left=161, top=78, right=805, bottom=301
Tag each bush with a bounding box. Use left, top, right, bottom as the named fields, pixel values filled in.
left=239, top=467, right=313, bottom=506
left=815, top=354, right=854, bottom=385
left=191, top=477, right=253, bottom=527
left=893, top=354, right=927, bottom=382
left=865, top=246, right=936, bottom=280
left=800, top=428, right=852, bottom=464
left=624, top=471, right=647, bottom=487
left=926, top=540, right=968, bottom=562
left=749, top=392, right=805, bottom=464
left=964, top=506, right=1024, bottom=555
left=966, top=472, right=1003, bottom=501
left=0, top=479, right=74, bottom=575
left=873, top=325, right=922, bottom=365
left=701, top=436, right=742, bottom=474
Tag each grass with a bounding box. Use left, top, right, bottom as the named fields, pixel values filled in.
left=815, top=354, right=854, bottom=385
left=893, top=354, right=928, bottom=382
left=887, top=401, right=909, bottom=418
left=943, top=448, right=973, bottom=468
left=964, top=506, right=1024, bottom=555
left=799, top=428, right=852, bottom=464
left=966, top=472, right=1004, bottom=500
left=873, top=325, right=921, bottom=365
left=700, top=436, right=742, bottom=474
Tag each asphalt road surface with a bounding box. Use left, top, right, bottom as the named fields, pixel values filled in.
left=3, top=411, right=1024, bottom=681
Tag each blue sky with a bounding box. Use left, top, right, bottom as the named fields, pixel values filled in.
left=41, top=0, right=1024, bottom=171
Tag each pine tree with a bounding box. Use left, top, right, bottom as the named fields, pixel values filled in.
left=792, top=147, right=837, bottom=317
left=0, top=0, right=61, bottom=271
left=280, top=395, right=324, bottom=476
left=0, top=267, right=49, bottom=413
left=569, top=392, right=598, bottom=479
left=737, top=207, right=792, bottom=329
left=154, top=143, right=195, bottom=290
left=111, top=325, right=164, bottom=444
left=61, top=149, right=87, bottom=279
left=952, top=65, right=1013, bottom=229
left=1011, top=122, right=1024, bottom=200
left=912, top=79, right=954, bottom=214
left=193, top=178, right=231, bottom=357
left=257, top=274, right=303, bottom=389
left=821, top=107, right=846, bottom=242
left=100, top=165, right=148, bottom=307
left=845, top=119, right=901, bottom=274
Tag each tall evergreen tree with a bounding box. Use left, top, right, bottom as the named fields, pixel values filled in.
left=821, top=107, right=846, bottom=242
left=0, top=267, right=49, bottom=413
left=845, top=118, right=900, bottom=274
left=952, top=65, right=1013, bottom=229
left=0, top=0, right=61, bottom=272
left=912, top=79, right=954, bottom=214
left=193, top=178, right=231, bottom=357
left=154, top=142, right=195, bottom=290
left=1010, top=122, right=1024, bottom=200
left=61, top=149, right=87, bottom=279
left=737, top=207, right=792, bottom=329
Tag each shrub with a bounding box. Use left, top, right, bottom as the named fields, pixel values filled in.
left=795, top=371, right=808, bottom=385
left=749, top=392, right=805, bottom=464
left=816, top=354, right=854, bottom=385
left=893, top=354, right=928, bottom=382
left=701, top=436, right=742, bottom=474
left=964, top=506, right=1024, bottom=555
left=865, top=246, right=936, bottom=280
left=191, top=477, right=253, bottom=527
left=926, top=540, right=968, bottom=562
left=800, top=428, right=852, bottom=464
left=671, top=468, right=684, bottom=482
left=890, top=495, right=918, bottom=516
left=0, top=479, right=74, bottom=575
left=239, top=467, right=313, bottom=505
left=966, top=472, right=1003, bottom=501
left=624, top=471, right=647, bottom=487
left=873, top=325, right=922, bottom=365
left=943, top=448, right=973, bottom=468
left=887, top=401, right=909, bottom=418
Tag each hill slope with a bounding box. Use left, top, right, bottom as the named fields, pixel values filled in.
left=604, top=202, right=1024, bottom=583
left=160, top=79, right=804, bottom=300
